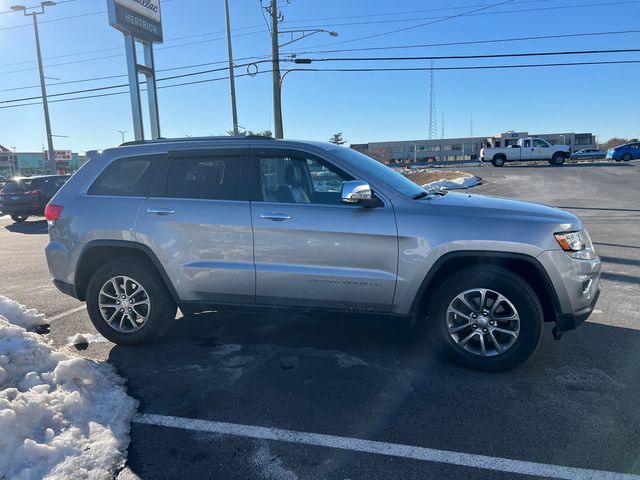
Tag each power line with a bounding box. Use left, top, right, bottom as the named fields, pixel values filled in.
left=3, top=48, right=639, bottom=103
left=0, top=30, right=269, bottom=75
left=2, top=59, right=639, bottom=111
left=0, top=60, right=273, bottom=105
left=282, top=29, right=640, bottom=56
left=285, top=0, right=639, bottom=50
left=0, top=70, right=274, bottom=110
left=0, top=24, right=267, bottom=69
left=285, top=60, right=640, bottom=74
left=281, top=0, right=551, bottom=24
left=288, top=0, right=517, bottom=48
left=296, top=48, right=640, bottom=62
left=280, top=0, right=640, bottom=31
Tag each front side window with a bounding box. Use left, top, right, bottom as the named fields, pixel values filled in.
left=257, top=154, right=351, bottom=205
left=166, top=157, right=241, bottom=200
left=533, top=139, right=549, bottom=148
left=89, top=157, right=160, bottom=197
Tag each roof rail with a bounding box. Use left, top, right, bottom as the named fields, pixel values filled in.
left=118, top=135, right=275, bottom=147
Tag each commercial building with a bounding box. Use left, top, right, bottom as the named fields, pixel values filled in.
left=351, top=131, right=597, bottom=164
left=0, top=144, right=83, bottom=177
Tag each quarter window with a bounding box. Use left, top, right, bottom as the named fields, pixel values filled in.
left=89, top=157, right=160, bottom=197
left=166, top=157, right=241, bottom=200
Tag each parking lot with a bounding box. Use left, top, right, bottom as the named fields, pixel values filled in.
left=1, top=162, right=639, bottom=479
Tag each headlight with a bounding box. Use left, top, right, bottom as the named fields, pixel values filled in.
left=554, top=229, right=596, bottom=259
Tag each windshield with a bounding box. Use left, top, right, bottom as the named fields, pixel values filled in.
left=334, top=147, right=426, bottom=198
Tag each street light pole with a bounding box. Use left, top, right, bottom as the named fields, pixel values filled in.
left=270, top=0, right=283, bottom=139
left=12, top=2, right=57, bottom=174
left=117, top=130, right=127, bottom=143
left=224, top=0, right=239, bottom=135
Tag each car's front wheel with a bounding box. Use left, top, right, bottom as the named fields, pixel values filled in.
left=429, top=266, right=543, bottom=372
left=86, top=257, right=176, bottom=345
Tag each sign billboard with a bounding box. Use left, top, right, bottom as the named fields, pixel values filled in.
left=107, top=0, right=163, bottom=43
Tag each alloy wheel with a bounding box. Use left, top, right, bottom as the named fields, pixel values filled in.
left=98, top=275, right=151, bottom=333
left=446, top=288, right=520, bottom=357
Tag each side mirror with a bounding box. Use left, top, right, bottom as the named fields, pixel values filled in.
left=341, top=180, right=373, bottom=205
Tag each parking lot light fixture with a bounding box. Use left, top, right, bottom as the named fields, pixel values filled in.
left=12, top=0, right=57, bottom=174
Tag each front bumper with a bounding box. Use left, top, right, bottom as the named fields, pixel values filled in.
left=537, top=249, right=601, bottom=334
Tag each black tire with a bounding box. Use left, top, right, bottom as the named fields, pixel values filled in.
left=549, top=152, right=566, bottom=165
left=428, top=266, right=543, bottom=372
left=491, top=155, right=506, bottom=167
left=86, top=257, right=177, bottom=345
left=622, top=153, right=632, bottom=162
left=11, top=215, right=28, bottom=223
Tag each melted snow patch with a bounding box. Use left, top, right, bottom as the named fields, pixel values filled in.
left=0, top=300, right=138, bottom=480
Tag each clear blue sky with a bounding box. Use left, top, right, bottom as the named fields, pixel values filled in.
left=0, top=0, right=638, bottom=152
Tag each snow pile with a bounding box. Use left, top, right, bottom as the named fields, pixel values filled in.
left=0, top=295, right=47, bottom=329
left=424, top=175, right=480, bottom=191
left=0, top=297, right=138, bottom=480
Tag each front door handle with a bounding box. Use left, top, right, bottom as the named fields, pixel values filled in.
left=260, top=212, right=291, bottom=221
left=146, top=207, right=176, bottom=215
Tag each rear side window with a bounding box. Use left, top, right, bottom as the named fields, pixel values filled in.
left=89, top=157, right=160, bottom=197
left=166, top=157, right=241, bottom=200
left=1, top=180, right=26, bottom=193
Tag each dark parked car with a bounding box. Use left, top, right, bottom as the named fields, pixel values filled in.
left=0, top=175, right=70, bottom=223
left=572, top=148, right=606, bottom=160
left=0, top=175, right=6, bottom=186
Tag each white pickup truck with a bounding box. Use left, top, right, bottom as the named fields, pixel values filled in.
left=481, top=138, right=571, bottom=167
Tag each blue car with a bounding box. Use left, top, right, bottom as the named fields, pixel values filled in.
left=607, top=142, right=640, bottom=162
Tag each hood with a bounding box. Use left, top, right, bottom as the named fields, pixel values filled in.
left=431, top=192, right=580, bottom=229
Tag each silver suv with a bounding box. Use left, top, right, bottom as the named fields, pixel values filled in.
left=45, top=137, right=601, bottom=371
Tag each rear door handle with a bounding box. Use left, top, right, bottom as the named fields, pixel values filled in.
left=260, top=212, right=291, bottom=221
left=146, top=207, right=175, bottom=215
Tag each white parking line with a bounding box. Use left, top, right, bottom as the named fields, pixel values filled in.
left=133, top=413, right=640, bottom=480
left=48, top=305, right=86, bottom=322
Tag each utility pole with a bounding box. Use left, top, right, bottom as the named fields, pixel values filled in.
left=270, top=0, right=284, bottom=139
left=12, top=2, right=57, bottom=174
left=441, top=112, right=445, bottom=139
left=224, top=0, right=239, bottom=135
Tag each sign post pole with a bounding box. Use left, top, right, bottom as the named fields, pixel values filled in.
left=124, top=33, right=144, bottom=141
left=107, top=0, right=163, bottom=141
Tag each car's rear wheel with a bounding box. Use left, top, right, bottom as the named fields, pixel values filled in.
left=549, top=152, right=566, bottom=165
left=491, top=155, right=506, bottom=167
left=622, top=153, right=632, bottom=162
left=11, top=215, right=28, bottom=223
left=86, top=257, right=176, bottom=345
left=429, top=266, right=543, bottom=372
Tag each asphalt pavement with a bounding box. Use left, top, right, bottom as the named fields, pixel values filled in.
left=1, top=160, right=639, bottom=480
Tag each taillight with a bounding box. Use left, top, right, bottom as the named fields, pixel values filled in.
left=45, top=204, right=64, bottom=224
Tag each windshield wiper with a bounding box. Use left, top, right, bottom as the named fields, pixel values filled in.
left=411, top=191, right=429, bottom=200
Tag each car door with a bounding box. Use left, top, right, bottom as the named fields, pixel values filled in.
left=532, top=139, right=550, bottom=160
left=136, top=149, right=255, bottom=304
left=518, top=139, right=534, bottom=160
left=249, top=149, right=398, bottom=311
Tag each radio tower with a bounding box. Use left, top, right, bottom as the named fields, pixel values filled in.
left=428, top=60, right=437, bottom=140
